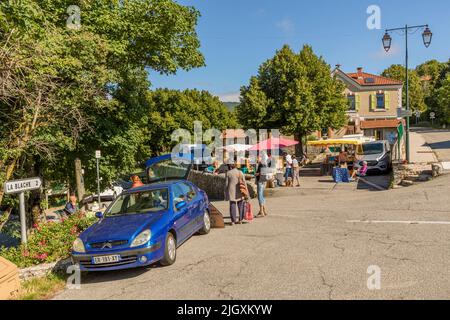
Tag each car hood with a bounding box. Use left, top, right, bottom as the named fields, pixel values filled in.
left=81, top=212, right=165, bottom=244
left=359, top=153, right=384, bottom=162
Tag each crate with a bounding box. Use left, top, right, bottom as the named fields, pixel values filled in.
left=0, top=256, right=20, bottom=300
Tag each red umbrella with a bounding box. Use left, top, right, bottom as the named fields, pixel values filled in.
left=249, top=137, right=299, bottom=151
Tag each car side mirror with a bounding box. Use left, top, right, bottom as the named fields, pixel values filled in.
left=175, top=201, right=187, bottom=211
left=95, top=211, right=104, bottom=219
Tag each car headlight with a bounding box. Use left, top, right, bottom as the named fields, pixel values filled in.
left=131, top=229, right=151, bottom=248
left=73, top=238, right=86, bottom=253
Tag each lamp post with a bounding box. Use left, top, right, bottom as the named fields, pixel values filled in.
left=382, top=25, right=432, bottom=163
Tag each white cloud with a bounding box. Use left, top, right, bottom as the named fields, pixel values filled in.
left=216, top=92, right=241, bottom=102
left=276, top=17, right=295, bottom=35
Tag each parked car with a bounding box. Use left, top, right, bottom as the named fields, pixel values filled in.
left=354, top=140, right=392, bottom=174
left=71, top=180, right=211, bottom=271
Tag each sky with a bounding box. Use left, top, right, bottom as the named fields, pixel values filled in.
left=149, top=0, right=450, bottom=102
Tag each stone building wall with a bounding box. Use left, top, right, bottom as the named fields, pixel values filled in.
left=187, top=170, right=257, bottom=201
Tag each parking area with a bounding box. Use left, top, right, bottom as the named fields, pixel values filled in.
left=54, top=171, right=450, bottom=300
left=267, top=173, right=391, bottom=193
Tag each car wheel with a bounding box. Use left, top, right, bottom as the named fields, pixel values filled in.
left=160, top=232, right=177, bottom=266
left=199, top=210, right=211, bottom=235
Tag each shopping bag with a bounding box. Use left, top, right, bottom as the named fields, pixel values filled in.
left=245, top=201, right=254, bottom=221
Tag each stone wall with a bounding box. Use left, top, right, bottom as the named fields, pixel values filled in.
left=19, top=258, right=72, bottom=281
left=187, top=170, right=257, bottom=201
left=391, top=161, right=443, bottom=188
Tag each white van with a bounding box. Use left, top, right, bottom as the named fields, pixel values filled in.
left=354, top=140, right=392, bottom=174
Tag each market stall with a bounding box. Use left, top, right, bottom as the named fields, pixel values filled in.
left=307, top=139, right=363, bottom=177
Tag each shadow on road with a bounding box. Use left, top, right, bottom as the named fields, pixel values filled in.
left=79, top=264, right=154, bottom=285
left=356, top=174, right=390, bottom=191
left=427, top=141, right=450, bottom=150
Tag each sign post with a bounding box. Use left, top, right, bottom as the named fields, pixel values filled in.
left=430, top=112, right=436, bottom=126
left=415, top=110, right=421, bottom=125
left=4, top=177, right=43, bottom=244
left=95, top=150, right=101, bottom=209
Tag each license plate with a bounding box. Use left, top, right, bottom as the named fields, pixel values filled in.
left=92, top=255, right=120, bottom=265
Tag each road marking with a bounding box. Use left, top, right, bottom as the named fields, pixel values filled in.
left=347, top=220, right=450, bottom=225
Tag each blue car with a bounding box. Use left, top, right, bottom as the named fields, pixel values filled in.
left=72, top=177, right=211, bottom=271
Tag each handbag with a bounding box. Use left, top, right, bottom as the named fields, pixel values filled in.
left=239, top=174, right=249, bottom=199
left=244, top=201, right=253, bottom=221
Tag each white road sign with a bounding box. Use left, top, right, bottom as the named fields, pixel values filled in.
left=4, top=177, right=42, bottom=194
left=95, top=150, right=101, bottom=159
left=397, top=109, right=413, bottom=118
left=430, top=112, right=436, bottom=119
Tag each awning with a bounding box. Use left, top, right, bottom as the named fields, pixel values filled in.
left=249, top=137, right=298, bottom=151
left=307, top=139, right=363, bottom=146
left=360, top=119, right=403, bottom=129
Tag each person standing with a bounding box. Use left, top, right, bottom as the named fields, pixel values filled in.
left=292, top=156, right=301, bottom=187
left=284, top=152, right=293, bottom=185
left=255, top=154, right=270, bottom=217
left=225, top=163, right=246, bottom=225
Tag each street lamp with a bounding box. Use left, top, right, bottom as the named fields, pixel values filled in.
left=422, top=27, right=433, bottom=48
left=381, top=24, right=432, bottom=163
left=382, top=32, right=392, bottom=52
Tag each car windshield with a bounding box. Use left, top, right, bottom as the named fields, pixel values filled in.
left=107, top=189, right=169, bottom=216
left=361, top=143, right=384, bottom=155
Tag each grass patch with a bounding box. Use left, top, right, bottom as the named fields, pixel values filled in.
left=16, top=273, right=67, bottom=300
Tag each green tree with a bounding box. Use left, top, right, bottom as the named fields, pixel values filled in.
left=0, top=0, right=204, bottom=211
left=238, top=45, right=347, bottom=154
left=382, top=64, right=426, bottom=113
left=416, top=60, right=448, bottom=122
left=147, top=89, right=238, bottom=155
left=416, top=59, right=446, bottom=92
left=435, top=75, right=450, bottom=125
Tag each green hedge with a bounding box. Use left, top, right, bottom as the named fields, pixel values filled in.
left=0, top=213, right=96, bottom=268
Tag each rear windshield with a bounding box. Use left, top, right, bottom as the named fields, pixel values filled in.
left=107, top=189, right=169, bottom=216
left=361, top=143, right=384, bottom=155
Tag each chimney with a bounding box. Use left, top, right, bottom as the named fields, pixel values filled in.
left=357, top=67, right=363, bottom=78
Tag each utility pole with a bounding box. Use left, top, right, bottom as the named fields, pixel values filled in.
left=382, top=24, right=432, bottom=163
left=74, top=158, right=85, bottom=201
left=95, top=150, right=102, bottom=209
left=405, top=24, right=410, bottom=163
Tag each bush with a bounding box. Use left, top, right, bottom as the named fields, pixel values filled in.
left=0, top=213, right=96, bottom=268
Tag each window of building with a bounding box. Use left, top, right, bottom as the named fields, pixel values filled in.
left=376, top=93, right=385, bottom=109
left=347, top=94, right=356, bottom=111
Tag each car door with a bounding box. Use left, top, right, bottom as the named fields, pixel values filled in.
left=182, top=182, right=203, bottom=231
left=172, top=183, right=192, bottom=244
left=179, top=182, right=201, bottom=236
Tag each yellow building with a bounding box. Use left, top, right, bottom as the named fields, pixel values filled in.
left=332, top=66, right=404, bottom=142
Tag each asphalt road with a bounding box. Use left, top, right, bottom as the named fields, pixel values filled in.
left=412, top=127, right=450, bottom=162
left=55, top=173, right=450, bottom=300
